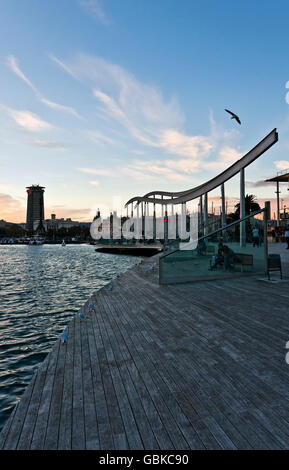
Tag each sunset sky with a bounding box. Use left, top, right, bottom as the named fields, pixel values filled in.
left=1, top=0, right=289, bottom=223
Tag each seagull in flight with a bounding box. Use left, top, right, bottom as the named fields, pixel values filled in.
left=225, top=109, right=241, bottom=125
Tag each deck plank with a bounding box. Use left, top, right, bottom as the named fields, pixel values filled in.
left=30, top=340, right=60, bottom=450
left=71, top=315, right=85, bottom=450
left=80, top=308, right=100, bottom=450
left=91, top=293, right=129, bottom=450
left=85, top=306, right=115, bottom=449
left=100, top=291, right=175, bottom=450
left=17, top=355, right=50, bottom=449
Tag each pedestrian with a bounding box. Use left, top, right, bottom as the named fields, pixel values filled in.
left=252, top=227, right=260, bottom=247
left=285, top=228, right=289, bottom=249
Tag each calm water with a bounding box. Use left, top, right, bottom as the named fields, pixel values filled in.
left=0, top=244, right=138, bottom=432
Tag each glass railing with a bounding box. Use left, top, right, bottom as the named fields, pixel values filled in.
left=159, top=209, right=267, bottom=284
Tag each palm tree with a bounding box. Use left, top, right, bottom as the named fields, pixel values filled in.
left=234, top=194, right=261, bottom=219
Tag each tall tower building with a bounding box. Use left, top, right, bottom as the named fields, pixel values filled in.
left=26, top=185, right=45, bottom=232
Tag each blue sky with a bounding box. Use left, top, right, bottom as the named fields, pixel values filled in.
left=1, top=0, right=289, bottom=222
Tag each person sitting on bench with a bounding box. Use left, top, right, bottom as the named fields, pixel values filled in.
left=222, top=245, right=235, bottom=270
left=210, top=243, right=224, bottom=270
left=210, top=243, right=235, bottom=270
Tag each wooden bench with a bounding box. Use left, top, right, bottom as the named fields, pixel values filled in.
left=234, top=253, right=253, bottom=272
left=209, top=253, right=253, bottom=272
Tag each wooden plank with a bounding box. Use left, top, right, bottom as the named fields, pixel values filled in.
left=109, top=286, right=206, bottom=450
left=99, top=283, right=191, bottom=450
left=30, top=340, right=61, bottom=449
left=3, top=370, right=38, bottom=449
left=117, top=284, right=238, bottom=449
left=58, top=320, right=75, bottom=450
left=99, top=292, right=160, bottom=449
left=85, top=304, right=115, bottom=450
left=17, top=355, right=50, bottom=449
left=91, top=292, right=129, bottom=449
left=71, top=315, right=85, bottom=450
left=81, top=306, right=100, bottom=450
left=0, top=402, right=19, bottom=449
left=44, top=330, right=67, bottom=450
left=94, top=291, right=144, bottom=450
left=101, top=292, right=175, bottom=450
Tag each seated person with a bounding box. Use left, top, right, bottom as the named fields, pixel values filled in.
left=210, top=243, right=224, bottom=270
left=210, top=243, right=235, bottom=270
left=222, top=245, right=235, bottom=270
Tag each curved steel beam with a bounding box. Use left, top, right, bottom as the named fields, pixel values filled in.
left=125, top=128, right=278, bottom=207
left=142, top=184, right=203, bottom=199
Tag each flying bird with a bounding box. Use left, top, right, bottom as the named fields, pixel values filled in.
left=225, top=109, right=241, bottom=125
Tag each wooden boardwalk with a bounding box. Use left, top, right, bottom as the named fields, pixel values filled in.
left=1, top=247, right=289, bottom=450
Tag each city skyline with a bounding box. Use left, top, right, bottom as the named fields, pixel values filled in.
left=1, top=0, right=289, bottom=223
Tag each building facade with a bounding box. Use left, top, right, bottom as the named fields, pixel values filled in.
left=26, top=185, right=45, bottom=232
left=43, top=213, right=81, bottom=231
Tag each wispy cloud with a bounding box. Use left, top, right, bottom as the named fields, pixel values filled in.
left=89, top=180, right=100, bottom=186
left=6, top=55, right=81, bottom=118
left=49, top=53, right=80, bottom=80
left=6, top=55, right=38, bottom=93
left=38, top=97, right=81, bottom=118
left=274, top=160, right=289, bottom=171
left=78, top=0, right=110, bottom=25
left=28, top=139, right=68, bottom=150
left=3, top=106, right=53, bottom=132
left=86, top=129, right=117, bottom=145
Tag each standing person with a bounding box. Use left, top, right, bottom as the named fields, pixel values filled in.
left=285, top=227, right=289, bottom=249
left=252, top=227, right=260, bottom=247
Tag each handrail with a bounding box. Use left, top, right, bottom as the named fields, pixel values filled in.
left=160, top=208, right=265, bottom=259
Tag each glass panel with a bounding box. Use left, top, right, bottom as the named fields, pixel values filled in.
left=159, top=211, right=266, bottom=284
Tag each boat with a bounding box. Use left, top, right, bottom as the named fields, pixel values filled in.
left=28, top=237, right=44, bottom=245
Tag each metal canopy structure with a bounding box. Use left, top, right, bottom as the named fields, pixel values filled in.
left=124, top=128, right=278, bottom=246
left=125, top=129, right=278, bottom=207
left=266, top=170, right=289, bottom=183
left=266, top=168, right=289, bottom=226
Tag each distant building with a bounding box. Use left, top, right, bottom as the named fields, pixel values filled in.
left=26, top=185, right=45, bottom=232
left=43, top=213, right=81, bottom=231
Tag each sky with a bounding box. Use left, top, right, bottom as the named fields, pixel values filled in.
left=1, top=0, right=289, bottom=223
